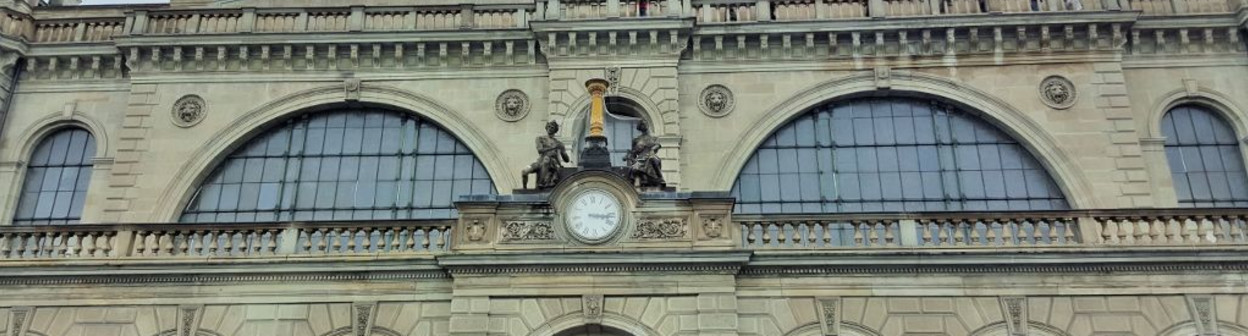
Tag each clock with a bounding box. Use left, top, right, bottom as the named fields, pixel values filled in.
left=565, top=188, right=624, bottom=243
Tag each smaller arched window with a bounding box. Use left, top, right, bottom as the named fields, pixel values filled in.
left=577, top=98, right=647, bottom=165
left=1162, top=104, right=1248, bottom=207
left=14, top=128, right=96, bottom=225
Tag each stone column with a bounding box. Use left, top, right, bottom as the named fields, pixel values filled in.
left=579, top=79, right=612, bottom=168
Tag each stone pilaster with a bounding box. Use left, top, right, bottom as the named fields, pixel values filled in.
left=100, top=84, right=158, bottom=222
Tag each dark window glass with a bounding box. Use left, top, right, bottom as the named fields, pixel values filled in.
left=15, top=128, right=96, bottom=225
left=181, top=109, right=496, bottom=222
left=1162, top=105, right=1248, bottom=207
left=731, top=98, right=1069, bottom=214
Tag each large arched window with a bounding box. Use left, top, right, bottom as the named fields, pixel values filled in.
left=1162, top=104, right=1248, bottom=207
left=732, top=97, right=1068, bottom=214
left=181, top=108, right=495, bottom=223
left=577, top=98, right=646, bottom=165
left=14, top=128, right=96, bottom=225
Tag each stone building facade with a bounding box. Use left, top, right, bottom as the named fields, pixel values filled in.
left=0, top=0, right=1247, bottom=335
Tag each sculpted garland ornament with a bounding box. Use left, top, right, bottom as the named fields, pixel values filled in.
left=171, top=95, right=207, bottom=127
left=495, top=89, right=531, bottom=122
left=1039, top=75, right=1076, bottom=109
left=698, top=84, right=735, bottom=117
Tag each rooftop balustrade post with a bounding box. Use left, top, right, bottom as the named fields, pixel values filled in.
left=295, top=11, right=309, bottom=31
left=548, top=0, right=563, bottom=19
left=349, top=6, right=365, bottom=31
left=131, top=10, right=148, bottom=35
left=460, top=4, right=474, bottom=29
left=277, top=226, right=299, bottom=254
left=869, top=0, right=885, bottom=17
left=667, top=0, right=682, bottom=16
left=72, top=22, right=85, bottom=42
left=1170, top=0, right=1188, bottom=13
left=112, top=229, right=135, bottom=258
left=608, top=0, right=621, bottom=17
left=188, top=14, right=201, bottom=34
left=1076, top=216, right=1101, bottom=245
left=240, top=8, right=257, bottom=33
left=757, top=0, right=773, bottom=20
left=898, top=219, right=919, bottom=246
left=817, top=0, right=830, bottom=18
left=1103, top=0, right=1123, bottom=10
left=682, top=0, right=693, bottom=16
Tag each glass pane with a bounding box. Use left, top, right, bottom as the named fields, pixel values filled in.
left=181, top=109, right=497, bottom=223
left=732, top=98, right=1069, bottom=214
left=1162, top=105, right=1248, bottom=206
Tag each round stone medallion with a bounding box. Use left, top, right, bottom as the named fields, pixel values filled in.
left=495, top=89, right=530, bottom=122
left=171, top=94, right=207, bottom=128
left=698, top=84, right=735, bottom=118
left=1039, top=75, right=1077, bottom=110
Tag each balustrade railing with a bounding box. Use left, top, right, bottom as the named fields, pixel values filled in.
left=738, top=209, right=1248, bottom=249
left=0, top=220, right=454, bottom=260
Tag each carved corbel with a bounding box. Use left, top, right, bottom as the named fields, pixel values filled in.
left=582, top=295, right=604, bottom=325
left=8, top=306, right=34, bottom=336
left=176, top=305, right=204, bottom=336
left=352, top=302, right=377, bottom=336
left=1185, top=295, right=1218, bottom=336
left=873, top=66, right=891, bottom=90
left=998, top=296, right=1027, bottom=336
left=817, top=297, right=841, bottom=336
left=344, top=78, right=361, bottom=102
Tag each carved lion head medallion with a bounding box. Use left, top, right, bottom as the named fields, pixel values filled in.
left=171, top=95, right=207, bottom=128
left=495, top=89, right=530, bottom=122
left=1039, top=75, right=1076, bottom=110
left=698, top=84, right=735, bottom=118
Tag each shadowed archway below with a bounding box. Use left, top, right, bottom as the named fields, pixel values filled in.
left=551, top=325, right=635, bottom=336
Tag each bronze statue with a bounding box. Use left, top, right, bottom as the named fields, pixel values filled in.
left=624, top=122, right=665, bottom=188
left=521, top=121, right=570, bottom=189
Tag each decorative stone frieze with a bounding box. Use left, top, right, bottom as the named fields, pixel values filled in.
left=1039, top=75, right=1077, bottom=109
left=631, top=218, right=687, bottom=240
left=501, top=221, right=555, bottom=242
left=494, top=89, right=530, bottom=122
left=697, top=84, right=733, bottom=117
left=19, top=54, right=126, bottom=81
left=171, top=94, right=206, bottom=128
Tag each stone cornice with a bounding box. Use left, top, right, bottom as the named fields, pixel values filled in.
left=743, top=248, right=1248, bottom=275
left=437, top=251, right=752, bottom=275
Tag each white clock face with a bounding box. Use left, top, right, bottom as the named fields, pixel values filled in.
left=566, top=189, right=623, bottom=242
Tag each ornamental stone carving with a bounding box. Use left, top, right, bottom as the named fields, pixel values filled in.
left=701, top=215, right=724, bottom=239
left=1040, top=75, right=1076, bottom=109
left=999, top=296, right=1028, bottom=336
left=495, top=89, right=530, bottom=122
left=583, top=294, right=604, bottom=324
left=465, top=219, right=486, bottom=242
left=171, top=95, right=207, bottom=128
left=632, top=218, right=687, bottom=239
left=818, top=297, right=841, bottom=336
left=502, top=221, right=555, bottom=241
left=698, top=84, right=735, bottom=117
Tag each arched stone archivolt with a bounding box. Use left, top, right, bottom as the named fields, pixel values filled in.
left=527, top=312, right=660, bottom=336
left=1144, top=85, right=1248, bottom=140
left=967, top=321, right=1071, bottom=336
left=152, top=84, right=512, bottom=222
left=1158, top=321, right=1248, bottom=336
left=712, top=70, right=1098, bottom=209
left=152, top=329, right=225, bottom=336
left=316, top=326, right=403, bottom=336
left=782, top=321, right=882, bottom=336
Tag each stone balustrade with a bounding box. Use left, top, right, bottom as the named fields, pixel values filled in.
left=0, top=220, right=454, bottom=260
left=0, top=0, right=1236, bottom=45
left=737, top=208, right=1248, bottom=249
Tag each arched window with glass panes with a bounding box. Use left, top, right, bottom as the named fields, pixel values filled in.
left=1161, top=104, right=1248, bottom=207
left=14, top=127, right=96, bottom=225
left=180, top=108, right=496, bottom=223
left=731, top=97, right=1069, bottom=214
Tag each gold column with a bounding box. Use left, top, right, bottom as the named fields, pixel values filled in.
left=585, top=78, right=610, bottom=137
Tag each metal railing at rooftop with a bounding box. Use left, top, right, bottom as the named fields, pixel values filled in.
left=0, top=219, right=454, bottom=259
left=737, top=208, right=1248, bottom=249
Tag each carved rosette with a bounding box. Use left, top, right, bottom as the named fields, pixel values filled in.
left=502, top=221, right=555, bottom=242
left=631, top=218, right=687, bottom=240
left=1039, top=75, right=1076, bottom=109
left=698, top=84, right=735, bottom=118
left=171, top=95, right=207, bottom=128
left=495, top=89, right=531, bottom=122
